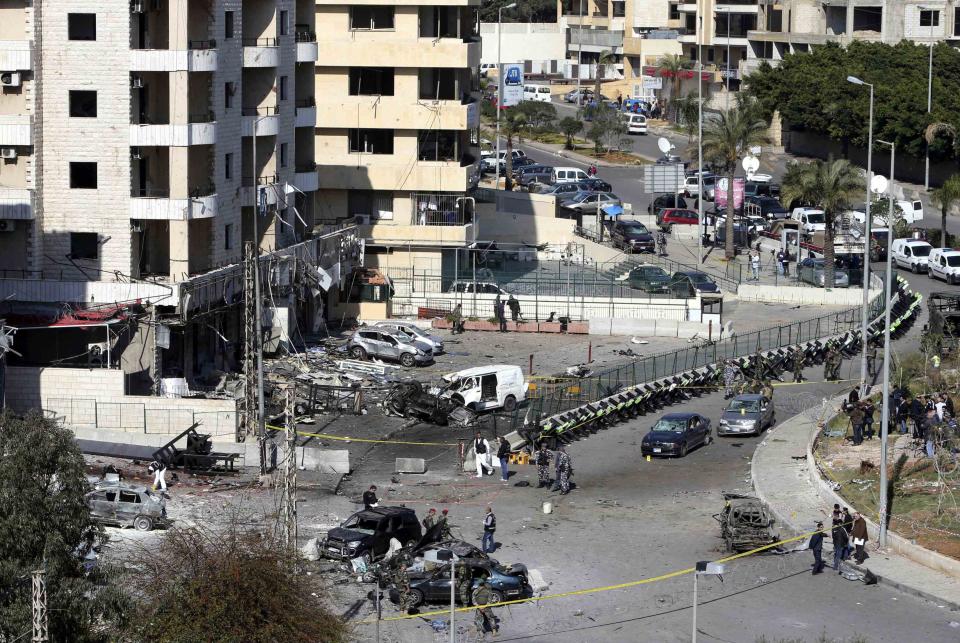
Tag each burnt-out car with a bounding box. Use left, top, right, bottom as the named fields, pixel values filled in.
left=389, top=558, right=530, bottom=608
left=322, top=507, right=422, bottom=564
left=713, top=493, right=779, bottom=553
left=85, top=483, right=169, bottom=531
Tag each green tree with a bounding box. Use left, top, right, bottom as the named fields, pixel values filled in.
left=594, top=50, right=618, bottom=105
left=930, top=173, right=960, bottom=247
left=701, top=98, right=769, bottom=259
left=513, top=100, right=557, bottom=132
left=656, top=54, right=688, bottom=122
left=559, top=116, right=582, bottom=150
left=588, top=106, right=627, bottom=155
left=479, top=0, right=557, bottom=22
left=0, top=411, right=128, bottom=641
left=501, top=110, right=528, bottom=188
left=780, top=158, right=864, bottom=287
left=674, top=92, right=702, bottom=141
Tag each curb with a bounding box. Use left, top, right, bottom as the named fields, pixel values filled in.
left=751, top=394, right=960, bottom=612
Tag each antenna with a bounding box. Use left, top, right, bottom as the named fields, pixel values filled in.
left=657, top=137, right=672, bottom=155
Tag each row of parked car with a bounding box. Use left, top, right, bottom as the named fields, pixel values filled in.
left=890, top=239, right=960, bottom=285
left=627, top=264, right=721, bottom=297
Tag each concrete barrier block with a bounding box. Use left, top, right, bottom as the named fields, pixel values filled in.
left=503, top=431, right=528, bottom=450
left=299, top=447, right=350, bottom=474
left=396, top=458, right=427, bottom=474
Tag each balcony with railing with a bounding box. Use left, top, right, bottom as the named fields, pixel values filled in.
left=294, top=162, right=319, bottom=192
left=295, top=30, right=318, bottom=63
left=241, top=105, right=280, bottom=136
left=240, top=174, right=284, bottom=206
left=243, top=37, right=280, bottom=67
left=0, top=187, right=34, bottom=220
left=295, top=98, right=316, bottom=128
left=130, top=40, right=218, bottom=72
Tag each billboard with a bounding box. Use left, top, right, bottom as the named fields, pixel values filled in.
left=499, top=63, right=524, bottom=107
left=643, top=164, right=685, bottom=194
left=715, top=177, right=745, bottom=210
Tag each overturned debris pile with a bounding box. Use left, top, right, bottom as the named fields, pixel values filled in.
left=383, top=382, right=476, bottom=427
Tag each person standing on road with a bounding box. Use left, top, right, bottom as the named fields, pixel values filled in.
left=862, top=399, right=876, bottom=440
left=848, top=401, right=865, bottom=446
left=851, top=512, right=868, bottom=564
left=866, top=339, right=879, bottom=376
left=809, top=522, right=825, bottom=574
left=496, top=298, right=508, bottom=333
left=776, top=249, right=785, bottom=276
left=482, top=506, right=496, bottom=553
left=507, top=295, right=522, bottom=323
left=792, top=347, right=806, bottom=383
left=450, top=303, right=464, bottom=335
left=723, top=360, right=738, bottom=398
left=474, top=432, right=492, bottom=477
left=496, top=436, right=511, bottom=484
left=363, top=485, right=379, bottom=510
left=749, top=250, right=761, bottom=281
left=841, top=507, right=854, bottom=560
left=831, top=520, right=849, bottom=572
left=556, top=445, right=573, bottom=495
left=910, top=394, right=925, bottom=438
left=535, top=443, right=553, bottom=488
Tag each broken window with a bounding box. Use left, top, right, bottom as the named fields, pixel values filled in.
left=105, top=491, right=117, bottom=501
left=852, top=7, right=882, bottom=32
left=350, top=6, right=395, bottom=30
left=418, top=130, right=459, bottom=162
left=119, top=490, right=141, bottom=503
left=349, top=68, right=395, bottom=96
left=70, top=232, right=99, bottom=259
left=419, top=6, right=460, bottom=38
left=419, top=69, right=460, bottom=101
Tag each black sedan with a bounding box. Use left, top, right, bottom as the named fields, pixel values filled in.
left=640, top=412, right=712, bottom=457
left=578, top=178, right=613, bottom=192
left=671, top=271, right=721, bottom=297
left=389, top=559, right=530, bottom=608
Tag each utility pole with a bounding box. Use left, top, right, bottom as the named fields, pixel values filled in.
left=242, top=241, right=262, bottom=470
left=697, top=11, right=703, bottom=264
left=279, top=387, right=298, bottom=549
left=251, top=123, right=267, bottom=475
left=877, top=139, right=896, bottom=548
left=31, top=569, right=47, bottom=643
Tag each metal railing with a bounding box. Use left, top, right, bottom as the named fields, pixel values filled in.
left=411, top=192, right=473, bottom=226
left=188, top=39, right=217, bottom=50
left=295, top=31, right=317, bottom=42
left=242, top=105, right=280, bottom=116
left=242, top=37, right=278, bottom=47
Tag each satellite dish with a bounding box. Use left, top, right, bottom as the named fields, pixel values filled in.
left=871, top=174, right=889, bottom=195
left=742, top=156, right=760, bottom=175
left=657, top=137, right=672, bottom=154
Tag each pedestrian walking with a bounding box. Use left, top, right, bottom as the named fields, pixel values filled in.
left=922, top=408, right=938, bottom=458
left=450, top=303, right=464, bottom=335
left=556, top=445, right=573, bottom=494
left=750, top=250, right=761, bottom=281
left=474, top=432, right=492, bottom=477
left=535, top=443, right=553, bottom=488
left=792, top=347, right=805, bottom=383
left=148, top=460, right=167, bottom=493
left=493, top=294, right=501, bottom=321
left=831, top=520, right=849, bottom=571
left=473, top=579, right=501, bottom=637
left=482, top=506, right=496, bottom=553
left=776, top=249, right=785, bottom=276
left=507, top=295, right=522, bottom=322
left=496, top=436, right=511, bottom=484
left=809, top=522, right=825, bottom=574
left=363, top=485, right=379, bottom=510
left=657, top=231, right=668, bottom=256
left=851, top=512, right=868, bottom=563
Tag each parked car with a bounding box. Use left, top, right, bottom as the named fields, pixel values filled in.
left=648, top=194, right=687, bottom=216
left=447, top=281, right=509, bottom=295
left=436, top=364, right=527, bottom=412
left=628, top=264, right=672, bottom=294
left=537, top=182, right=584, bottom=197
left=551, top=167, right=590, bottom=184
left=322, top=507, right=423, bottom=564
left=611, top=220, right=655, bottom=253
left=348, top=329, right=432, bottom=367
left=657, top=208, right=699, bottom=230
left=515, top=164, right=554, bottom=186
left=684, top=174, right=716, bottom=198
left=671, top=271, right=721, bottom=297
left=797, top=257, right=850, bottom=288
left=85, top=483, right=169, bottom=531
left=640, top=412, right=712, bottom=457
left=891, top=238, right=933, bottom=273
left=927, top=247, right=960, bottom=285
left=624, top=113, right=648, bottom=135
left=563, top=88, right=605, bottom=104
left=389, top=558, right=530, bottom=608
left=560, top=191, right=621, bottom=212
left=578, top=177, right=613, bottom=192
left=373, top=321, right=444, bottom=355
left=744, top=181, right=780, bottom=198
left=745, top=195, right=789, bottom=220
left=717, top=394, right=775, bottom=436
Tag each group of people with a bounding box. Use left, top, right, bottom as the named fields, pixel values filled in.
left=808, top=504, right=869, bottom=574
left=474, top=432, right=514, bottom=484
left=843, top=389, right=877, bottom=446
left=534, top=443, right=574, bottom=494
left=493, top=294, right=523, bottom=333
left=843, top=387, right=956, bottom=457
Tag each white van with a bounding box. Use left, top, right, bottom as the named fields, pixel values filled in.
left=851, top=199, right=924, bottom=225
left=791, top=207, right=826, bottom=235
left=551, top=167, right=589, bottom=184
left=438, top=365, right=527, bottom=412
left=625, top=113, right=648, bottom=135
left=523, top=84, right=552, bottom=103
left=891, top=238, right=933, bottom=273
left=927, top=247, right=960, bottom=285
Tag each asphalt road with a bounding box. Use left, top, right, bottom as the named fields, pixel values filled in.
left=346, top=272, right=958, bottom=643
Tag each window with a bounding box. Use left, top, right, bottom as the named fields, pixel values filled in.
left=224, top=152, right=233, bottom=180
left=349, top=129, right=394, bottom=154
left=279, top=143, right=288, bottom=168
left=69, top=91, right=97, bottom=117
left=69, top=162, right=97, bottom=189
left=668, top=2, right=680, bottom=20
left=956, top=8, right=960, bottom=36
left=279, top=76, right=288, bottom=101
left=119, top=490, right=140, bottom=503
left=224, top=224, right=233, bottom=250
left=70, top=232, right=99, bottom=259
left=919, top=9, right=940, bottom=26
left=225, top=11, right=234, bottom=38
left=68, top=14, right=96, bottom=41
left=279, top=10, right=288, bottom=36
left=224, top=82, right=234, bottom=109
left=349, top=68, right=395, bottom=96
left=349, top=190, right=393, bottom=219
left=350, top=6, right=395, bottom=30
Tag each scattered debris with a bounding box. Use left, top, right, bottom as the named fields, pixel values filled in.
left=713, top=493, right=780, bottom=553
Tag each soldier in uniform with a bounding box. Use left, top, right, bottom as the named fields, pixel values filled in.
left=421, top=508, right=437, bottom=532
left=761, top=379, right=774, bottom=400
left=830, top=344, right=844, bottom=381
left=392, top=552, right=414, bottom=613
left=535, top=443, right=553, bottom=488
left=723, top=360, right=739, bottom=399
left=556, top=445, right=573, bottom=494
left=792, top=347, right=805, bottom=383
left=472, top=578, right=501, bottom=639
left=866, top=339, right=878, bottom=376
left=823, top=344, right=836, bottom=381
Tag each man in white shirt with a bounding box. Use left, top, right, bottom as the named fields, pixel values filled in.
left=474, top=432, right=492, bottom=478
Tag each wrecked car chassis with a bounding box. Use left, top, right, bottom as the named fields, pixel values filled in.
left=714, top=493, right=779, bottom=553
left=383, top=381, right=477, bottom=427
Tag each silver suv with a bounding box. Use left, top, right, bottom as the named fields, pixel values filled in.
left=348, top=329, right=432, bottom=367
left=373, top=321, right=445, bottom=355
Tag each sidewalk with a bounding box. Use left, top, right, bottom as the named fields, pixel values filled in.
left=751, top=394, right=960, bottom=610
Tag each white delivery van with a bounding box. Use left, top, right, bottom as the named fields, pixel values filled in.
left=523, top=84, right=553, bottom=103
left=551, top=167, right=589, bottom=184
left=851, top=199, right=924, bottom=226
left=891, top=238, right=933, bottom=273
left=927, top=247, right=960, bottom=285
left=438, top=365, right=527, bottom=412
left=791, top=207, right=826, bottom=235
left=625, top=113, right=648, bottom=135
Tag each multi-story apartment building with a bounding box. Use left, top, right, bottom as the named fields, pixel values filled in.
left=675, top=0, right=759, bottom=93
left=0, top=0, right=318, bottom=283
left=313, top=0, right=482, bottom=274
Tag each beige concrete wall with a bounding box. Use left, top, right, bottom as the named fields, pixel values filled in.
left=366, top=247, right=444, bottom=272
left=478, top=22, right=566, bottom=65
left=0, top=154, right=29, bottom=188
left=476, top=210, right=577, bottom=245
left=5, top=366, right=126, bottom=410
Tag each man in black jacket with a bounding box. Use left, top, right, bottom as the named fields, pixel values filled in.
left=362, top=485, right=378, bottom=510
left=831, top=520, right=849, bottom=571
left=809, top=522, right=825, bottom=575
left=496, top=436, right=511, bottom=484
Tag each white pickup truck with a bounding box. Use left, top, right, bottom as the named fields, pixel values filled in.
left=791, top=207, right=826, bottom=236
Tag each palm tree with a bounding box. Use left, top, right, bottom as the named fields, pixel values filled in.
left=701, top=98, right=769, bottom=259
left=674, top=93, right=700, bottom=142
left=930, top=174, right=960, bottom=247
left=655, top=54, right=687, bottom=122
left=559, top=116, right=582, bottom=150
left=501, top=111, right=528, bottom=189
left=780, top=158, right=864, bottom=288
left=594, top=50, right=618, bottom=105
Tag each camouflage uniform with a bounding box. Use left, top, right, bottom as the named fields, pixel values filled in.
left=823, top=347, right=836, bottom=381
left=535, top=447, right=553, bottom=488
left=556, top=450, right=573, bottom=494
left=792, top=349, right=805, bottom=383
left=761, top=380, right=774, bottom=400
left=393, top=566, right=412, bottom=612
left=723, top=362, right=738, bottom=398
left=472, top=581, right=500, bottom=638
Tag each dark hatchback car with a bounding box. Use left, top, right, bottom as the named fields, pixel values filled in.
left=322, top=507, right=422, bottom=564
left=641, top=412, right=712, bottom=457
left=671, top=271, right=721, bottom=297
left=390, top=559, right=530, bottom=608
left=516, top=164, right=553, bottom=187
left=611, top=220, right=655, bottom=253
left=745, top=195, right=789, bottom=220
left=648, top=194, right=687, bottom=216
left=628, top=264, right=672, bottom=294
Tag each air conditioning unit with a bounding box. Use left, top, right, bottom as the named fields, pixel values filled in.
left=131, top=0, right=145, bottom=13
left=1, top=147, right=16, bottom=159
left=0, top=72, right=21, bottom=87
left=131, top=146, right=142, bottom=160
left=354, top=214, right=371, bottom=225
left=0, top=219, right=15, bottom=232
left=131, top=74, right=143, bottom=89
left=88, top=342, right=109, bottom=366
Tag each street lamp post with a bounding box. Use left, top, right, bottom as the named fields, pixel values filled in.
left=576, top=0, right=583, bottom=106
left=876, top=138, right=896, bottom=548
left=847, top=75, right=874, bottom=398
left=494, top=3, right=517, bottom=191
left=919, top=6, right=934, bottom=190
left=697, top=12, right=704, bottom=264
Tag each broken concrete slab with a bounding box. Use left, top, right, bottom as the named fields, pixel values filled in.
left=395, top=457, right=427, bottom=474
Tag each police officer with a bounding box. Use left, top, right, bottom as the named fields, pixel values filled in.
left=535, top=443, right=553, bottom=488
left=792, top=347, right=805, bottom=383
left=556, top=446, right=573, bottom=495
left=866, top=339, right=878, bottom=376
